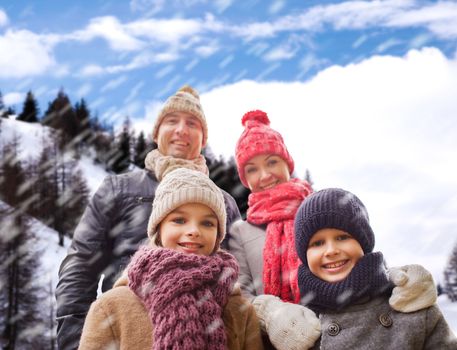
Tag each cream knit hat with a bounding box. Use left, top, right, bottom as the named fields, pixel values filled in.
left=152, top=85, right=208, bottom=147
left=147, top=168, right=226, bottom=242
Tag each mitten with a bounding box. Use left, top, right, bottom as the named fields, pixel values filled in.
left=252, top=294, right=321, bottom=350
left=388, top=264, right=437, bottom=313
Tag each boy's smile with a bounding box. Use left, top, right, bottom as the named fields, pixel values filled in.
left=306, top=228, right=364, bottom=283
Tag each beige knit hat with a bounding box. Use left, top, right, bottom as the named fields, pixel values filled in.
left=147, top=168, right=226, bottom=243
left=152, top=85, right=208, bottom=147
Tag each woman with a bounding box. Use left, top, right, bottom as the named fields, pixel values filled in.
left=228, top=110, right=438, bottom=350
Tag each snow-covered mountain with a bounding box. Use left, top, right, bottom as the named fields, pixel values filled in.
left=1, top=117, right=456, bottom=337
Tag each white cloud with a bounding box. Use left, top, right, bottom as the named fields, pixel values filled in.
left=70, top=16, right=145, bottom=51
left=264, top=45, right=296, bottom=61
left=80, top=64, right=105, bottom=77
left=79, top=50, right=179, bottom=77
left=3, top=92, right=24, bottom=105
left=197, top=46, right=457, bottom=277
left=387, top=1, right=457, bottom=39
left=126, top=17, right=205, bottom=44
left=0, top=30, right=56, bottom=78
left=0, top=8, right=8, bottom=27
left=234, top=0, right=457, bottom=40
left=194, top=42, right=219, bottom=57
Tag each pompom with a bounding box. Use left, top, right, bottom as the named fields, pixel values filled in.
left=241, top=110, right=270, bottom=127
left=177, top=85, right=199, bottom=100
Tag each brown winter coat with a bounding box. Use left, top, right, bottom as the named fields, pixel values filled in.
left=78, top=275, right=264, bottom=350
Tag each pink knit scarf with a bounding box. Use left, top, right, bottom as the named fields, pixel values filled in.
left=247, top=178, right=312, bottom=303
left=127, top=247, right=239, bottom=350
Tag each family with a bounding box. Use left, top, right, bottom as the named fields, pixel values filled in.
left=56, top=86, right=456, bottom=349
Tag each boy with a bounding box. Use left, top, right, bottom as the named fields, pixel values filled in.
left=294, top=188, right=456, bottom=349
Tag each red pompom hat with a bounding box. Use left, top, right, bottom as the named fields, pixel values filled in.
left=235, top=110, right=295, bottom=188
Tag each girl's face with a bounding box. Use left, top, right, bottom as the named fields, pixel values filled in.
left=158, top=203, right=218, bottom=256
left=306, top=228, right=364, bottom=283
left=244, top=154, right=290, bottom=193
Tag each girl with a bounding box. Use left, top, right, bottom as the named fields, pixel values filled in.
left=229, top=110, right=438, bottom=350
left=78, top=168, right=263, bottom=349
left=294, top=188, right=456, bottom=349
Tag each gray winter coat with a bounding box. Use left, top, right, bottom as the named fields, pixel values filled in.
left=55, top=169, right=240, bottom=350
left=228, top=219, right=266, bottom=300
left=313, top=297, right=457, bottom=349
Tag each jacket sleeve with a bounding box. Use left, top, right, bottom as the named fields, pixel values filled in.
left=244, top=302, right=265, bottom=350
left=424, top=304, right=457, bottom=349
left=56, top=175, right=119, bottom=350
left=228, top=221, right=257, bottom=301
left=220, top=190, right=241, bottom=250
left=78, top=299, right=118, bottom=350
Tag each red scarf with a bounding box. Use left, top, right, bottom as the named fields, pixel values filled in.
left=247, top=178, right=312, bottom=303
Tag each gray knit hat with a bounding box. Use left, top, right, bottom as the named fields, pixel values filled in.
left=294, top=188, right=375, bottom=265
left=147, top=168, right=226, bottom=243
left=152, top=85, right=208, bottom=147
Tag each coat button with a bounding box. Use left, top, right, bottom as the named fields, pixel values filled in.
left=327, top=322, right=341, bottom=336
left=379, top=313, right=393, bottom=328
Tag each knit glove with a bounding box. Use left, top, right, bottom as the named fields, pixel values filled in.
left=388, top=264, right=437, bottom=313
left=252, top=294, right=321, bottom=350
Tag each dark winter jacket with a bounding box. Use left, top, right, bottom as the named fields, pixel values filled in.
left=55, top=169, right=240, bottom=350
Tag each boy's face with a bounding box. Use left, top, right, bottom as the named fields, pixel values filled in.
left=306, top=228, right=364, bottom=283
left=158, top=203, right=218, bottom=256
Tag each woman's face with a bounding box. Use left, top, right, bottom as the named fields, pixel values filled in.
left=244, top=154, right=290, bottom=193
left=158, top=203, right=218, bottom=256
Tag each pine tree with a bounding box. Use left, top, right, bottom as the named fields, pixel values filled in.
left=0, top=90, right=5, bottom=114
left=0, top=210, right=51, bottom=349
left=17, top=91, right=39, bottom=123
left=304, top=168, right=314, bottom=190
left=133, top=131, right=153, bottom=168
left=64, top=167, right=89, bottom=238
left=109, top=117, right=132, bottom=173
left=2, top=107, right=16, bottom=119
left=42, top=89, right=78, bottom=149
left=74, top=98, right=91, bottom=145
left=206, top=153, right=250, bottom=219
left=34, top=139, right=61, bottom=244
left=0, top=137, right=49, bottom=349
left=444, top=240, right=457, bottom=302
left=0, top=135, right=26, bottom=208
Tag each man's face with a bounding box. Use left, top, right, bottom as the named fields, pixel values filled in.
left=154, top=111, right=203, bottom=160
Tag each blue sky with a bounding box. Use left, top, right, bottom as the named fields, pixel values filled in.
left=1, top=1, right=457, bottom=278
left=1, top=0, right=456, bottom=121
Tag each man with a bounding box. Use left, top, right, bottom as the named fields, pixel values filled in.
left=55, top=86, right=240, bottom=350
